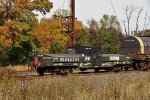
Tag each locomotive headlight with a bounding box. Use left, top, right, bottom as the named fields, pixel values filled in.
left=85, top=57, right=90, bottom=61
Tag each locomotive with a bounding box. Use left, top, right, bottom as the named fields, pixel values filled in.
left=28, top=46, right=130, bottom=75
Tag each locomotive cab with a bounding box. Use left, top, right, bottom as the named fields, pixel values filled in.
left=67, top=46, right=102, bottom=71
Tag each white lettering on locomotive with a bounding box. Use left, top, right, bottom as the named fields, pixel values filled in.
left=59, top=57, right=80, bottom=62
left=110, top=56, right=119, bottom=61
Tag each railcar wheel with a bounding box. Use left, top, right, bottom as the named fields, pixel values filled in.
left=123, top=65, right=129, bottom=71
left=57, top=69, right=69, bottom=75
left=141, top=62, right=149, bottom=71
left=113, top=65, right=122, bottom=72
left=132, top=61, right=141, bottom=70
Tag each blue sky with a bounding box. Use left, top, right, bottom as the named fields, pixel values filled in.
left=36, top=0, right=150, bottom=32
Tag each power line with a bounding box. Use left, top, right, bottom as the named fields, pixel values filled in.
left=109, top=0, right=117, bottom=17
left=109, top=0, right=123, bottom=31
left=61, top=0, right=66, bottom=9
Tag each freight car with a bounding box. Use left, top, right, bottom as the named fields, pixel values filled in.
left=28, top=46, right=130, bottom=75
left=120, top=36, right=150, bottom=70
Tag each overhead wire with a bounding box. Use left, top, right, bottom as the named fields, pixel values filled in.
left=61, top=0, right=70, bottom=16
left=109, top=0, right=117, bottom=17
left=61, top=0, right=66, bottom=9
left=109, top=0, right=123, bottom=31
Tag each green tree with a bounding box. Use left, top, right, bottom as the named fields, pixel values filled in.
left=99, top=15, right=123, bottom=53
left=76, top=15, right=123, bottom=54
left=76, top=28, right=91, bottom=46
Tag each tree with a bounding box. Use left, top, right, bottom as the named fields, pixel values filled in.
left=100, top=15, right=121, bottom=30
left=124, top=5, right=136, bottom=36
left=99, top=15, right=123, bottom=53
left=135, top=8, right=143, bottom=35
left=33, top=9, right=84, bottom=54
left=53, top=9, right=70, bottom=17
left=143, top=12, right=149, bottom=31
left=76, top=15, right=123, bottom=54
left=136, top=29, right=150, bottom=36
left=0, top=0, right=53, bottom=64
left=76, top=28, right=91, bottom=46
left=32, top=18, right=67, bottom=53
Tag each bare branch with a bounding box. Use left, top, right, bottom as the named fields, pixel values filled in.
left=123, top=20, right=127, bottom=36
left=143, top=12, right=148, bottom=30
left=135, top=8, right=143, bottom=35
left=124, top=5, right=136, bottom=36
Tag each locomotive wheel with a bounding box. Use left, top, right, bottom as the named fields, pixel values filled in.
left=105, top=69, right=112, bottom=72
left=94, top=69, right=99, bottom=73
left=80, top=68, right=87, bottom=72
left=57, top=69, right=69, bottom=75
left=48, top=68, right=54, bottom=75
left=69, top=69, right=73, bottom=74
left=37, top=67, right=45, bottom=76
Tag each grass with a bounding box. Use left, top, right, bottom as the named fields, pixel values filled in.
left=0, top=68, right=150, bottom=100
left=7, top=65, right=29, bottom=71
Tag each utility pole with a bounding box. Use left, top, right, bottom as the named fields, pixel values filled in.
left=70, top=0, right=75, bottom=46
left=53, top=0, right=76, bottom=46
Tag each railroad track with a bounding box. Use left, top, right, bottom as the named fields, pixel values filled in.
left=16, top=69, right=150, bottom=77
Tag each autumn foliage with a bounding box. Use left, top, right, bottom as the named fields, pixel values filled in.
left=0, top=0, right=53, bottom=65
left=0, top=0, right=85, bottom=65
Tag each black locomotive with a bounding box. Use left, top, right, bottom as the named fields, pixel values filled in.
left=28, top=46, right=130, bottom=75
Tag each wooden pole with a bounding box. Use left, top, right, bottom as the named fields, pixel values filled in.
left=70, top=0, right=75, bottom=46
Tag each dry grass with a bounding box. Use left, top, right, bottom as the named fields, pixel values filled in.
left=0, top=69, right=150, bottom=100
left=7, top=65, right=29, bottom=71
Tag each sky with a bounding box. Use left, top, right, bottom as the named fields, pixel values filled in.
left=36, top=0, right=150, bottom=32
